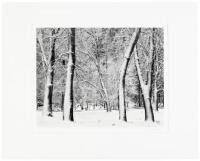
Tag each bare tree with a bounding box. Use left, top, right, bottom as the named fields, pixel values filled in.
left=37, top=29, right=59, bottom=117
left=63, top=28, right=76, bottom=121
left=134, top=29, right=155, bottom=122
left=118, top=28, right=141, bottom=121
left=76, top=29, right=111, bottom=112
left=151, top=28, right=164, bottom=111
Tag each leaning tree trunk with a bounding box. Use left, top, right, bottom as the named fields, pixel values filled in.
left=135, top=57, right=154, bottom=121
left=42, top=35, right=56, bottom=117
left=100, top=80, right=110, bottom=112
left=142, top=85, right=154, bottom=121
left=63, top=28, right=76, bottom=121
left=97, top=63, right=111, bottom=112
left=118, top=28, right=141, bottom=121
left=134, top=38, right=155, bottom=122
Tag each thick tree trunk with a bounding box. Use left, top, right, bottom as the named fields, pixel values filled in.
left=63, top=28, right=75, bottom=121
left=43, top=74, right=53, bottom=116
left=135, top=67, right=155, bottom=122
left=142, top=87, right=155, bottom=121
left=118, top=28, right=141, bottom=121
left=134, top=34, right=155, bottom=122
left=42, top=34, right=56, bottom=117
left=119, top=58, right=128, bottom=121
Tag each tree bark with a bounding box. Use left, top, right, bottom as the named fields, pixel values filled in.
left=117, top=93, right=120, bottom=110
left=142, top=86, right=155, bottom=121
left=43, top=74, right=53, bottom=116
left=150, top=28, right=158, bottom=111
left=63, top=28, right=76, bottom=121
left=118, top=28, right=141, bottom=121
left=155, top=91, right=158, bottom=111
left=61, top=92, right=65, bottom=111
left=135, top=63, right=154, bottom=121
left=42, top=31, right=56, bottom=117
left=61, top=92, right=65, bottom=119
left=152, top=85, right=158, bottom=111
left=134, top=33, right=155, bottom=122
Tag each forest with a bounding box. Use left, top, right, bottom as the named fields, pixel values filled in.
left=36, top=28, right=164, bottom=126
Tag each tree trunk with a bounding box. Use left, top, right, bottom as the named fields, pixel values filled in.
left=135, top=63, right=155, bottom=122
left=95, top=37, right=110, bottom=112
left=126, top=102, right=128, bottom=108
left=118, top=28, right=141, bottom=121
left=97, top=65, right=111, bottom=112
left=42, top=34, right=56, bottom=117
left=134, top=32, right=155, bottom=122
left=155, top=91, right=158, bottom=111
left=151, top=27, right=158, bottom=111
left=138, top=84, right=141, bottom=107
left=61, top=92, right=65, bottom=111
left=136, top=73, right=155, bottom=121
left=152, top=87, right=158, bottom=111
left=117, top=93, right=120, bottom=110
left=85, top=102, right=88, bottom=111
left=43, top=74, right=53, bottom=116
left=142, top=87, right=155, bottom=121
left=119, top=59, right=128, bottom=121
left=61, top=92, right=65, bottom=120
left=63, top=28, right=75, bottom=121
left=105, top=101, right=111, bottom=112
left=81, top=102, right=84, bottom=110
left=104, top=101, right=107, bottom=110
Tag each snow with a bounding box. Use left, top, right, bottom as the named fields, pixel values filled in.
left=37, top=108, right=164, bottom=127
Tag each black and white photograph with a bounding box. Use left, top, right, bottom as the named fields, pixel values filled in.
left=2, top=2, right=198, bottom=159
left=36, top=28, right=164, bottom=127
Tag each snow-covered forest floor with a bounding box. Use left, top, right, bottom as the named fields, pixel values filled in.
left=37, top=108, right=164, bottom=127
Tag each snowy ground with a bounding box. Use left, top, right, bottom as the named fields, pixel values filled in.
left=37, top=108, right=164, bottom=127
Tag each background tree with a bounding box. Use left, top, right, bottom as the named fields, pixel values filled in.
left=76, top=28, right=111, bottom=111
left=151, top=28, right=164, bottom=111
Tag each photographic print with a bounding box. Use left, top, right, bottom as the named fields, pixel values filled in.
left=2, top=2, right=198, bottom=159
left=36, top=28, right=164, bottom=127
